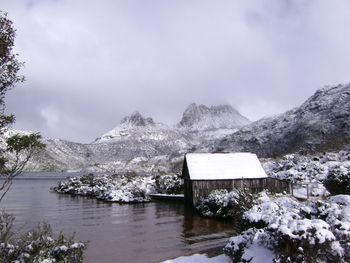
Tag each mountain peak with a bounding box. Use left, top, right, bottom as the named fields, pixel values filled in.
left=120, top=111, right=155, bottom=127
left=178, top=103, right=250, bottom=130
left=94, top=111, right=159, bottom=142
left=210, top=83, right=350, bottom=157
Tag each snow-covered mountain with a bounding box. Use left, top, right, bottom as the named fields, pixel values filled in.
left=19, top=103, right=248, bottom=173
left=95, top=111, right=173, bottom=143
left=205, top=83, right=350, bottom=157
left=86, top=111, right=191, bottom=173
left=86, top=104, right=250, bottom=173
left=177, top=103, right=250, bottom=130
left=96, top=105, right=250, bottom=143
left=6, top=83, right=350, bottom=174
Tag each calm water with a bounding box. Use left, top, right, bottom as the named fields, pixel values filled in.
left=0, top=173, right=235, bottom=263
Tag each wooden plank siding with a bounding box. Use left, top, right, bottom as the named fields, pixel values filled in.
left=182, top=155, right=290, bottom=207
left=185, top=177, right=290, bottom=206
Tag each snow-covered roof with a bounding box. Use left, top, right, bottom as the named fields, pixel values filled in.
left=185, top=153, right=267, bottom=180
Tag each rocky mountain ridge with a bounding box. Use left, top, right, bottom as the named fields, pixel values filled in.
left=95, top=111, right=169, bottom=143
left=121, top=111, right=156, bottom=127
left=206, top=84, right=350, bottom=157
left=5, top=83, right=350, bottom=174
left=177, top=103, right=250, bottom=130
left=18, top=103, right=249, bottom=173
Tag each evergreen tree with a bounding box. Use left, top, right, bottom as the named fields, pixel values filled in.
left=0, top=11, right=45, bottom=202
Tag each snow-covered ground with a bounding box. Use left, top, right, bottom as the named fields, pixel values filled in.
left=161, top=246, right=273, bottom=263
left=161, top=254, right=231, bottom=263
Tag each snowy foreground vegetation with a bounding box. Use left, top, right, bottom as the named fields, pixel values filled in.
left=224, top=193, right=350, bottom=262
left=262, top=150, right=350, bottom=197
left=54, top=173, right=183, bottom=203
left=195, top=189, right=257, bottom=223
left=0, top=213, right=86, bottom=263
left=191, top=149, right=350, bottom=263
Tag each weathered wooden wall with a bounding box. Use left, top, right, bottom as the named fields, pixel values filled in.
left=267, top=177, right=290, bottom=193
left=186, top=177, right=290, bottom=206
left=182, top=158, right=194, bottom=207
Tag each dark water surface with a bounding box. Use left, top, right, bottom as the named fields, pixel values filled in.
left=0, top=173, right=235, bottom=263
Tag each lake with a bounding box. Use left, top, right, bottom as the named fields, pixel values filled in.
left=0, top=173, right=235, bottom=263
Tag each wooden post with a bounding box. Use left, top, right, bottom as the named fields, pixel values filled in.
left=291, top=182, right=294, bottom=197
left=306, top=184, right=309, bottom=199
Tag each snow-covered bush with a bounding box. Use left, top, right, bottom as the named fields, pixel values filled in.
left=54, top=173, right=115, bottom=197
left=54, top=173, right=155, bottom=203
left=224, top=194, right=349, bottom=263
left=224, top=228, right=261, bottom=263
left=225, top=224, right=335, bottom=263
left=224, top=228, right=275, bottom=263
left=0, top=212, right=86, bottom=262
left=243, top=196, right=300, bottom=227
left=195, top=189, right=257, bottom=224
left=312, top=195, right=350, bottom=260
left=223, top=151, right=350, bottom=262
left=262, top=154, right=329, bottom=184
left=323, top=165, right=350, bottom=195
left=99, top=175, right=155, bottom=203
left=0, top=211, right=15, bottom=244
left=154, top=174, right=183, bottom=195
left=270, top=219, right=339, bottom=263
left=261, top=150, right=350, bottom=199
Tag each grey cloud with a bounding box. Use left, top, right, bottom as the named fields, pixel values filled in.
left=2, top=0, right=350, bottom=142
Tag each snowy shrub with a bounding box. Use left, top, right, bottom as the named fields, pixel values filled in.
left=323, top=165, right=350, bottom=195
left=313, top=195, right=350, bottom=261
left=269, top=219, right=339, bottom=263
left=154, top=174, right=183, bottom=195
left=0, top=212, right=86, bottom=263
left=54, top=173, right=115, bottom=197
left=0, top=211, right=15, bottom=244
left=263, top=154, right=329, bottom=184
left=224, top=223, right=338, bottom=263
left=243, top=196, right=301, bottom=232
left=224, top=228, right=274, bottom=263
left=54, top=173, right=155, bottom=203
left=225, top=195, right=348, bottom=263
left=224, top=228, right=259, bottom=263
left=195, top=189, right=257, bottom=225
left=99, top=174, right=155, bottom=203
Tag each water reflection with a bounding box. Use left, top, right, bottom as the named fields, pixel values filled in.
left=1, top=174, right=235, bottom=263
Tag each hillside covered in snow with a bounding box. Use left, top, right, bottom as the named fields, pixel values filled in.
left=5, top=83, right=350, bottom=173
left=16, top=103, right=249, bottom=173
left=205, top=84, right=350, bottom=157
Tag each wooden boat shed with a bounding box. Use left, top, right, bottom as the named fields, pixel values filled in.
left=182, top=152, right=289, bottom=207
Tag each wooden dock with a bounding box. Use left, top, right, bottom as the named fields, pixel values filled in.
left=149, top=194, right=184, bottom=201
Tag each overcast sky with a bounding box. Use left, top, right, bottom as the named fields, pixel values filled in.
left=2, top=0, right=350, bottom=143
